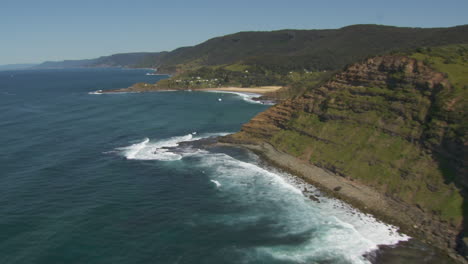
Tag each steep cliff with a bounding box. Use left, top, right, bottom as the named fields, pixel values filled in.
left=223, top=46, right=467, bottom=258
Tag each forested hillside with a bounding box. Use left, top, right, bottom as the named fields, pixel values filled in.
left=222, top=44, right=468, bottom=258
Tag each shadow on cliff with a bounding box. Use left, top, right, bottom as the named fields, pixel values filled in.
left=457, top=196, right=468, bottom=258
left=461, top=200, right=468, bottom=257
left=436, top=150, right=468, bottom=257
left=458, top=193, right=468, bottom=257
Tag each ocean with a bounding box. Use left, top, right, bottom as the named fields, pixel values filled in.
left=0, top=68, right=433, bottom=263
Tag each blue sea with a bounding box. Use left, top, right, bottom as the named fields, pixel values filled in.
left=0, top=68, right=416, bottom=264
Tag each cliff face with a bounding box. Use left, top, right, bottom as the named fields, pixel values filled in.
left=224, top=54, right=467, bottom=256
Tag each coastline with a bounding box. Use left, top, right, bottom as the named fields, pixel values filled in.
left=96, top=85, right=283, bottom=95
left=213, top=141, right=465, bottom=263
left=93, top=79, right=465, bottom=262
left=197, top=86, right=282, bottom=94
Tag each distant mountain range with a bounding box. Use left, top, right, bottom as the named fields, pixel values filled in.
left=13, top=24, right=468, bottom=74
left=145, top=24, right=468, bottom=73
left=33, top=52, right=167, bottom=69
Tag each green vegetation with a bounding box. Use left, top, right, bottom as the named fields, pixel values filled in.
left=409, top=45, right=467, bottom=158
left=33, top=24, right=468, bottom=254
left=156, top=65, right=288, bottom=88
left=410, top=45, right=468, bottom=116
left=154, top=63, right=332, bottom=98
left=271, top=113, right=463, bottom=224
left=36, top=25, right=468, bottom=100
left=261, top=71, right=333, bottom=100
left=143, top=24, right=468, bottom=74
left=234, top=44, right=467, bottom=228
left=144, top=25, right=468, bottom=100
left=411, top=45, right=468, bottom=89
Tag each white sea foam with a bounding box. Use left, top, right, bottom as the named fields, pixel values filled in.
left=193, top=152, right=409, bottom=264
left=88, top=90, right=138, bottom=95
left=203, top=90, right=270, bottom=104
left=88, top=90, right=103, bottom=95
left=117, top=134, right=192, bottom=161
left=124, top=137, right=150, bottom=159
left=193, top=132, right=231, bottom=139
left=115, top=132, right=231, bottom=161
left=210, top=180, right=221, bottom=188
left=114, top=132, right=409, bottom=263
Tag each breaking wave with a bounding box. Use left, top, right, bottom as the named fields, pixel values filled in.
left=113, top=133, right=409, bottom=263
left=210, top=180, right=222, bottom=188
left=203, top=90, right=274, bottom=105
left=88, top=90, right=103, bottom=95
left=115, top=132, right=230, bottom=161
left=193, top=152, right=410, bottom=263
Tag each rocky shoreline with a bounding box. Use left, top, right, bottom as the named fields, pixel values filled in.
left=101, top=53, right=467, bottom=262
left=213, top=140, right=466, bottom=263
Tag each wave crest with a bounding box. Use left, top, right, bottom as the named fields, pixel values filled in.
left=115, top=132, right=230, bottom=161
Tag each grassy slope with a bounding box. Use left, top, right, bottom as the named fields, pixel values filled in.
left=411, top=45, right=468, bottom=141
left=261, top=45, right=467, bottom=226
left=271, top=115, right=463, bottom=223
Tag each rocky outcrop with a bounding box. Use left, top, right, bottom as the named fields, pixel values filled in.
left=236, top=56, right=453, bottom=139
left=222, top=55, right=467, bottom=261
left=101, top=82, right=182, bottom=93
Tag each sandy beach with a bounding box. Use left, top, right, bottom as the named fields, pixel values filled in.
left=198, top=86, right=283, bottom=94
left=99, top=85, right=283, bottom=95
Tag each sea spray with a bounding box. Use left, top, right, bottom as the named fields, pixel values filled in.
left=115, top=133, right=231, bottom=161
left=202, top=90, right=273, bottom=105
left=2, top=68, right=414, bottom=264
left=115, top=133, right=410, bottom=263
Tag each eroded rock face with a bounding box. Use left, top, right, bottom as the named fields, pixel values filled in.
left=234, top=56, right=456, bottom=144
left=462, top=237, right=468, bottom=258
left=224, top=55, right=467, bottom=258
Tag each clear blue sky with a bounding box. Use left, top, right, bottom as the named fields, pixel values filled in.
left=1, top=0, right=467, bottom=64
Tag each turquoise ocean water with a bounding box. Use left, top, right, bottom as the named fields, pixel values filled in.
left=0, top=68, right=419, bottom=264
